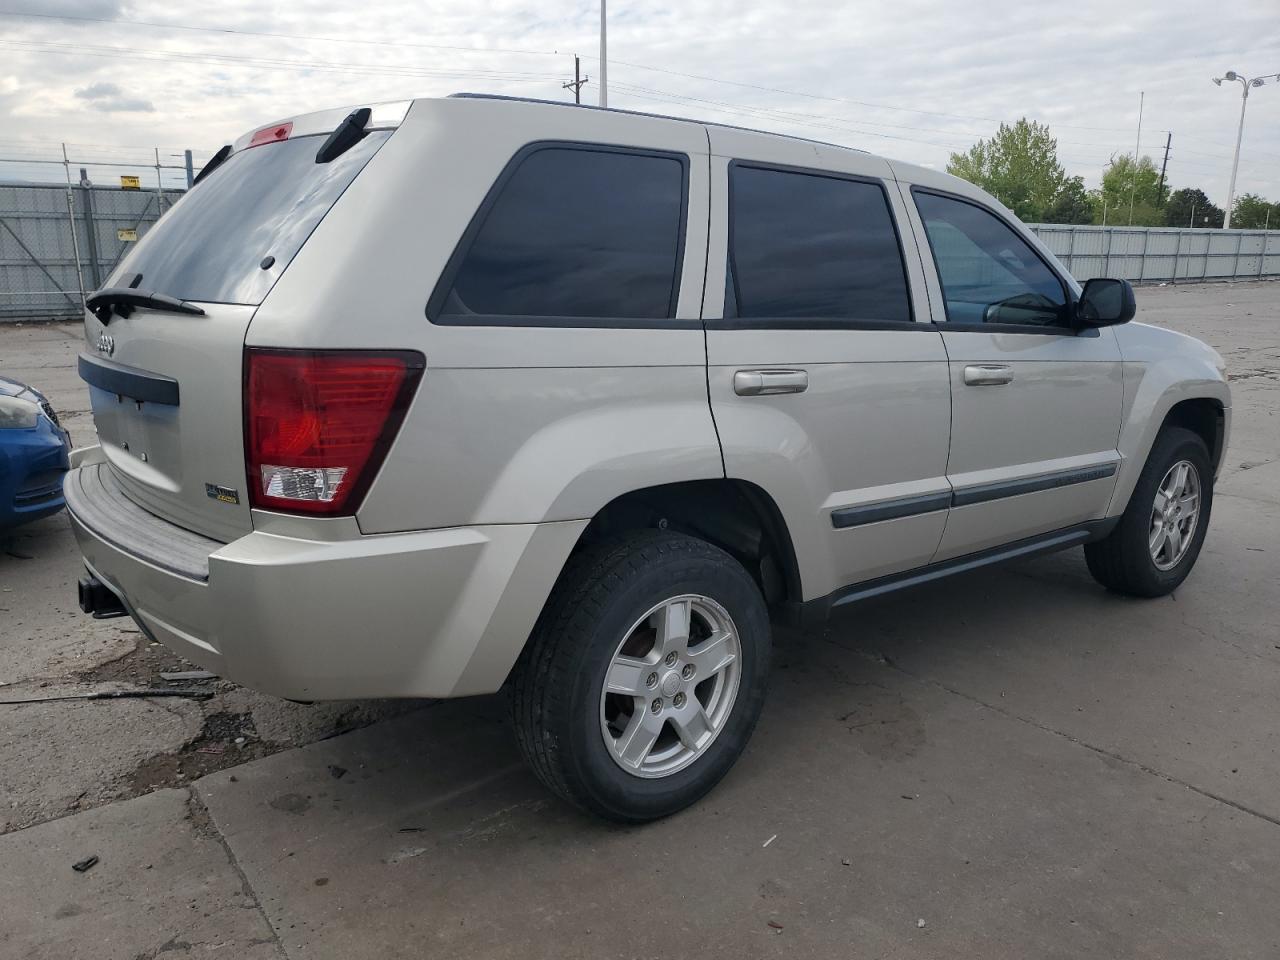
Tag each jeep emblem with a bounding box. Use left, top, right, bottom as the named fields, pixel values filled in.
left=96, top=332, right=115, bottom=356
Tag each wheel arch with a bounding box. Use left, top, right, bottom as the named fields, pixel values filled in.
left=1161, top=397, right=1226, bottom=474
left=568, top=478, right=804, bottom=615
left=1109, top=382, right=1230, bottom=517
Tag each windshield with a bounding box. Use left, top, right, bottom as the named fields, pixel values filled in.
left=105, top=130, right=391, bottom=305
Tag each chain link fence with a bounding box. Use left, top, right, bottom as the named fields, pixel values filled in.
left=0, top=183, right=184, bottom=322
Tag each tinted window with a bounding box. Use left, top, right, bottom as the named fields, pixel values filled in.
left=728, top=166, right=911, bottom=322
left=914, top=191, right=1067, bottom=327
left=441, top=148, right=685, bottom=320
left=105, top=132, right=391, bottom=305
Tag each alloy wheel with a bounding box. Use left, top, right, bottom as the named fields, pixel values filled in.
left=599, top=594, right=741, bottom=779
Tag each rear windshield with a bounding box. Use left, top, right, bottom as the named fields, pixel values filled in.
left=105, top=131, right=391, bottom=305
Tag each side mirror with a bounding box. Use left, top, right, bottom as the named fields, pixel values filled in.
left=1076, top=277, right=1136, bottom=327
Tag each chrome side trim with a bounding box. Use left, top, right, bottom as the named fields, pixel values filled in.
left=951, top=462, right=1119, bottom=508
left=829, top=463, right=1119, bottom=531
left=830, top=491, right=951, bottom=529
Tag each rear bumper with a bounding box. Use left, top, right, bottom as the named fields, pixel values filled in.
left=65, top=460, right=585, bottom=700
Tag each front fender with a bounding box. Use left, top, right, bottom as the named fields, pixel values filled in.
left=1108, top=322, right=1230, bottom=516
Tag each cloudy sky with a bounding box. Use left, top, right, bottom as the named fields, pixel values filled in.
left=1, top=0, right=1278, bottom=207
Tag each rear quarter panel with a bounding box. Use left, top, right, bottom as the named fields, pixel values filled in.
left=245, top=98, right=721, bottom=532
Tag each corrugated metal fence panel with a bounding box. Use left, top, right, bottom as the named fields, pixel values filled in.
left=1029, top=224, right=1280, bottom=285
left=0, top=183, right=182, bottom=321
left=1, top=185, right=1276, bottom=323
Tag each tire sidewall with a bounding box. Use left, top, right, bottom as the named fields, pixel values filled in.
left=561, top=547, right=770, bottom=821
left=1125, top=429, right=1214, bottom=593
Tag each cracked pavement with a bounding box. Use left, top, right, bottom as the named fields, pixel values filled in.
left=1, top=281, right=1278, bottom=958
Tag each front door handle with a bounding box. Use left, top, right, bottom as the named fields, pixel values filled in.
left=734, top=369, right=809, bottom=396
left=963, top=364, right=1014, bottom=386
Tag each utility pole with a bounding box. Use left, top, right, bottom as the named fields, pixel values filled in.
left=1158, top=132, right=1171, bottom=202
left=1189, top=202, right=1196, bottom=229
left=562, top=54, right=589, bottom=104
left=1127, top=90, right=1143, bottom=226
left=599, top=0, right=608, bottom=107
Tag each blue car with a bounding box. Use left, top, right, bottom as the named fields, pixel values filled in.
left=0, top=376, right=72, bottom=530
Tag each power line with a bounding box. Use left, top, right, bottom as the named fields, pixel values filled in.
left=3, top=9, right=1277, bottom=179
left=0, top=39, right=565, bottom=84
left=0, top=9, right=566, bottom=59
left=0, top=8, right=1145, bottom=136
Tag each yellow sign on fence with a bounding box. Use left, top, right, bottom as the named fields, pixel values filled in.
left=117, top=228, right=138, bottom=242
left=119, top=175, right=140, bottom=190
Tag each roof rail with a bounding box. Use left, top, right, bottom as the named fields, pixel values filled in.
left=446, top=92, right=870, bottom=155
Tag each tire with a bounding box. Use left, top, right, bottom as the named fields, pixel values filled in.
left=510, top=530, right=771, bottom=823
left=1085, top=426, right=1214, bottom=597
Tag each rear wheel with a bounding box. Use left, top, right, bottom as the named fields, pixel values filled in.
left=1085, top=426, right=1213, bottom=597
left=510, top=530, right=771, bottom=822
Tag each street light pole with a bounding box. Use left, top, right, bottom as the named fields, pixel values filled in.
left=1212, top=71, right=1279, bottom=229
left=599, top=0, right=608, bottom=108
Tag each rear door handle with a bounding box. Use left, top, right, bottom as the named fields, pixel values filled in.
left=963, top=364, right=1014, bottom=386
left=733, top=369, right=809, bottom=396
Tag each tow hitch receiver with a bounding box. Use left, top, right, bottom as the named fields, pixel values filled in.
left=78, top=575, right=127, bottom=619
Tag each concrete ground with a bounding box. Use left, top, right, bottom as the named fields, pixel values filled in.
left=0, top=280, right=1276, bottom=959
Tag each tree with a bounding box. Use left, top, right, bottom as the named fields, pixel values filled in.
left=1042, top=175, right=1095, bottom=224
left=1096, top=155, right=1164, bottom=225
left=1230, top=193, right=1280, bottom=230
left=1165, top=188, right=1224, bottom=229
left=947, top=119, right=1071, bottom=223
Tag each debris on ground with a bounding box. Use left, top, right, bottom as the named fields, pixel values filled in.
left=0, top=688, right=214, bottom=705
left=328, top=764, right=348, bottom=779
left=71, top=855, right=99, bottom=873
left=767, top=920, right=784, bottom=932
left=841, top=857, right=851, bottom=866
left=917, top=918, right=927, bottom=929
left=762, top=833, right=777, bottom=848
left=159, top=670, right=218, bottom=682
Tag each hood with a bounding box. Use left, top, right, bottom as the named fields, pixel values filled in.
left=1122, top=322, right=1227, bottom=379
left=0, top=375, right=47, bottom=404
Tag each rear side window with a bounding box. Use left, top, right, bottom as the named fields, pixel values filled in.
left=105, top=131, right=391, bottom=305
left=727, top=165, right=911, bottom=323
left=434, top=146, right=687, bottom=323
left=913, top=191, right=1068, bottom=327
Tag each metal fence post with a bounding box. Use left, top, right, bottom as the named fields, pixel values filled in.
left=1102, top=227, right=1112, bottom=278
left=78, top=168, right=102, bottom=290
left=60, top=144, right=86, bottom=309
left=1233, top=230, right=1243, bottom=278
left=1261, top=232, right=1268, bottom=279
left=1172, top=228, right=1183, bottom=283
left=154, top=147, right=166, bottom=216
left=184, top=149, right=194, bottom=188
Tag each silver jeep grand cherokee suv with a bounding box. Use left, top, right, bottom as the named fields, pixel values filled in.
left=67, top=95, right=1230, bottom=822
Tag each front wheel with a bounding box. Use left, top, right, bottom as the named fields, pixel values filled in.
left=1085, top=426, right=1214, bottom=597
left=510, top=531, right=771, bottom=822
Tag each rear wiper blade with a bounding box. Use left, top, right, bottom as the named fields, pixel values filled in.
left=86, top=287, right=206, bottom=325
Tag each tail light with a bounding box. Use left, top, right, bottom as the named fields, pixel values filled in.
left=248, top=121, right=293, bottom=148
left=244, top=348, right=424, bottom=516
